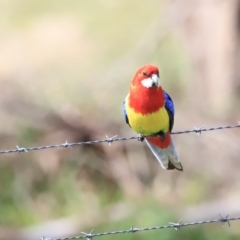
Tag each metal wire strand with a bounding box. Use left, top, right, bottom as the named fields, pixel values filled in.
left=42, top=215, right=240, bottom=240
left=0, top=122, right=239, bottom=155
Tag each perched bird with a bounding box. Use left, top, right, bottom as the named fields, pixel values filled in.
left=123, top=64, right=183, bottom=171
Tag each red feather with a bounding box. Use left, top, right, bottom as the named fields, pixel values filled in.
left=146, top=135, right=171, bottom=149
left=128, top=87, right=165, bottom=115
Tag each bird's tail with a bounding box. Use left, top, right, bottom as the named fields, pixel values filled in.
left=145, top=135, right=183, bottom=171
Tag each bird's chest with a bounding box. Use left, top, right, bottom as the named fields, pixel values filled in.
left=126, top=105, right=169, bottom=135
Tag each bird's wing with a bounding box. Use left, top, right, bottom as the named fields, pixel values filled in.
left=163, top=90, right=174, bottom=132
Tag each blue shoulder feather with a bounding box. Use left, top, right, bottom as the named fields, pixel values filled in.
left=163, top=91, right=175, bottom=131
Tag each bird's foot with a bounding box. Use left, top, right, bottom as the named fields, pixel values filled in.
left=137, top=134, right=145, bottom=142
left=158, top=131, right=166, bottom=142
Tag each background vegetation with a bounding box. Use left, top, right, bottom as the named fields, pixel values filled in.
left=0, top=0, right=240, bottom=239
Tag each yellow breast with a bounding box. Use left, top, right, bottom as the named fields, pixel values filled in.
left=126, top=100, right=169, bottom=135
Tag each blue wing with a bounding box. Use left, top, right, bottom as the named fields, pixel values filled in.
left=122, top=99, right=130, bottom=126
left=163, top=91, right=174, bottom=132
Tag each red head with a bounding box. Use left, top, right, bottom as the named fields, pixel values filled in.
left=131, top=64, right=160, bottom=88
left=128, top=64, right=164, bottom=114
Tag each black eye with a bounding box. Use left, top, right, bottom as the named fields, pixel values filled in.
left=142, top=72, right=147, bottom=76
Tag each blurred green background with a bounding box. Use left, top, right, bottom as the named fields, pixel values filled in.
left=0, top=0, right=240, bottom=239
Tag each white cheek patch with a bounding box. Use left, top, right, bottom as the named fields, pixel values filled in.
left=141, top=78, right=153, bottom=88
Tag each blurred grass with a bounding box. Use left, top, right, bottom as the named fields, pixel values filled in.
left=0, top=0, right=239, bottom=240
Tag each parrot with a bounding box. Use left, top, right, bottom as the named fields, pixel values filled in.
left=122, top=64, right=183, bottom=171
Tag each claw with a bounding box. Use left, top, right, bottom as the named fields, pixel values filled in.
left=158, top=131, right=166, bottom=142
left=137, top=134, right=145, bottom=142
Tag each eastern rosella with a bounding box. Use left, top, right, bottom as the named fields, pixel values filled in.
left=123, top=64, right=183, bottom=171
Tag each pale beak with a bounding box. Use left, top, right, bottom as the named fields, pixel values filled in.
left=151, top=74, right=160, bottom=87
left=141, top=74, right=160, bottom=88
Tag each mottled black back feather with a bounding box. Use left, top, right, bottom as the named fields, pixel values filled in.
left=122, top=100, right=130, bottom=126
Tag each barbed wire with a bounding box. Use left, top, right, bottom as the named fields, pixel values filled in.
left=0, top=122, right=239, bottom=155
left=41, top=214, right=240, bottom=240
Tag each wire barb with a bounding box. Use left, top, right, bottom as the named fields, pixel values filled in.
left=105, top=135, right=118, bottom=146
left=41, top=236, right=51, bottom=240
left=81, top=229, right=94, bottom=240
left=194, top=125, right=205, bottom=135
left=16, top=145, right=28, bottom=153
left=169, top=219, right=182, bottom=230
left=61, top=140, right=73, bottom=150
left=219, top=214, right=231, bottom=227
left=127, top=226, right=139, bottom=234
